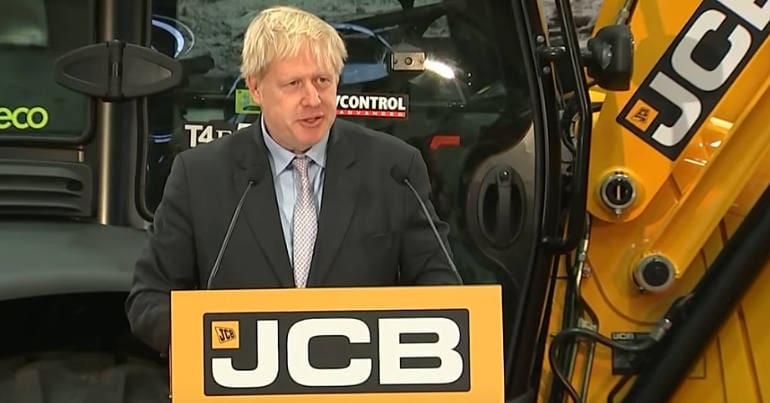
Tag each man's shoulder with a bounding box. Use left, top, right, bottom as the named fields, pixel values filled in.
left=333, top=118, right=416, bottom=155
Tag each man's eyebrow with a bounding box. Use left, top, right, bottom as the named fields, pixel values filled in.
left=277, top=72, right=332, bottom=81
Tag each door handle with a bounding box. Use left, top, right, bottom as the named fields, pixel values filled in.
left=476, top=166, right=524, bottom=249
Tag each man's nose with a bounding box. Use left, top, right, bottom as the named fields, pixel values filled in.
left=301, top=82, right=321, bottom=106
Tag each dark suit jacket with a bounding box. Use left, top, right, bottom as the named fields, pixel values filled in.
left=125, top=118, right=460, bottom=354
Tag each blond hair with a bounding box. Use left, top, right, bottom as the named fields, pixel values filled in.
left=240, top=6, right=347, bottom=81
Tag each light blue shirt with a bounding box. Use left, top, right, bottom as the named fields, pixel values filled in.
left=261, top=118, right=327, bottom=266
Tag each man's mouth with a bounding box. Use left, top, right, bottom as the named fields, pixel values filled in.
left=299, top=115, right=323, bottom=126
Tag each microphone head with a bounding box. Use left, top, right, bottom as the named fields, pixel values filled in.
left=247, top=165, right=266, bottom=184
left=390, top=165, right=408, bottom=184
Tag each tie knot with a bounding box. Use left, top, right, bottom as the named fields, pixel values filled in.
left=292, top=155, right=310, bottom=173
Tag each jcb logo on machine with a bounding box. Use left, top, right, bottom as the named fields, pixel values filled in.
left=0, top=106, right=49, bottom=130
left=617, top=0, right=770, bottom=160
left=203, top=309, right=470, bottom=395
left=626, top=100, right=659, bottom=132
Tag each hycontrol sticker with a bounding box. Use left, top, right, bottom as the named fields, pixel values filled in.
left=336, top=93, right=408, bottom=119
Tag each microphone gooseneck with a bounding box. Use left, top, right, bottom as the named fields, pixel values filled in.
left=206, top=170, right=261, bottom=289
left=390, top=166, right=462, bottom=284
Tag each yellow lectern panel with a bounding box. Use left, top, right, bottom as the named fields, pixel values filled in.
left=170, top=285, right=503, bottom=403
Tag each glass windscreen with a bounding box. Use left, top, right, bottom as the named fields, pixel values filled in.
left=0, top=0, right=93, bottom=140
left=145, top=0, right=534, bottom=285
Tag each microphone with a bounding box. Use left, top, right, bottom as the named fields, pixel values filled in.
left=206, top=168, right=262, bottom=289
left=390, top=166, right=462, bottom=284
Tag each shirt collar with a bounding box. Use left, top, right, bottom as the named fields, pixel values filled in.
left=261, top=117, right=329, bottom=176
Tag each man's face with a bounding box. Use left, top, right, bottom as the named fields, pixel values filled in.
left=246, top=45, right=338, bottom=153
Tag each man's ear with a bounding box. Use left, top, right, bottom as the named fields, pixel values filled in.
left=245, top=76, right=262, bottom=105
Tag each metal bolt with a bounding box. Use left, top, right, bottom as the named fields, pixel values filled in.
left=600, top=171, right=637, bottom=216
left=634, top=254, right=675, bottom=293
left=581, top=264, right=591, bottom=278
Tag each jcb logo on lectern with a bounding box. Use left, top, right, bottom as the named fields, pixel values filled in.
left=211, top=321, right=239, bottom=350
left=216, top=326, right=236, bottom=342
left=0, top=106, right=49, bottom=130
left=203, top=309, right=470, bottom=395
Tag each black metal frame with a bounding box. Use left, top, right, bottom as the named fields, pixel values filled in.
left=503, top=0, right=565, bottom=400
left=85, top=0, right=151, bottom=228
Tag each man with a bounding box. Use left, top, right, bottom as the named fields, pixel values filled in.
left=125, top=5, right=460, bottom=355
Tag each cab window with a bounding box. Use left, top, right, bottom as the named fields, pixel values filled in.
left=0, top=0, right=93, bottom=141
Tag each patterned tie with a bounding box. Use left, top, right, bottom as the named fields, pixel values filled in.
left=292, top=155, right=317, bottom=288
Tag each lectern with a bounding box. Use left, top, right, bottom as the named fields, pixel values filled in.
left=170, top=285, right=503, bottom=402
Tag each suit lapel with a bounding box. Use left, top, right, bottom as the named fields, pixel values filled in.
left=308, top=123, right=359, bottom=285
left=231, top=125, right=294, bottom=287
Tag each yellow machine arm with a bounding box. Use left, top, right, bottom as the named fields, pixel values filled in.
left=543, top=0, right=770, bottom=401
